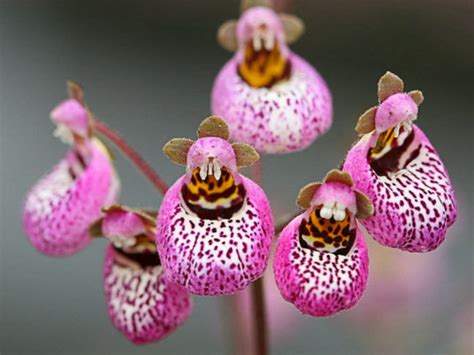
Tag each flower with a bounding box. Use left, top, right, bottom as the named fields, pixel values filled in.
left=22, top=82, right=119, bottom=256
left=211, top=0, right=332, bottom=154
left=100, top=206, right=192, bottom=344
left=273, top=169, right=373, bottom=317
left=343, top=72, right=457, bottom=252
left=157, top=116, right=274, bottom=295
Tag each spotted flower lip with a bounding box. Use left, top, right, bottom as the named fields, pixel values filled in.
left=274, top=169, right=372, bottom=317
left=157, top=116, right=274, bottom=295
left=23, top=138, right=119, bottom=256
left=23, top=84, right=119, bottom=256
left=101, top=207, right=192, bottom=344
left=343, top=72, right=457, bottom=252
left=211, top=1, right=332, bottom=154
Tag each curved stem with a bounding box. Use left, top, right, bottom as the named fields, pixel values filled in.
left=250, top=158, right=268, bottom=355
left=93, top=120, right=169, bottom=195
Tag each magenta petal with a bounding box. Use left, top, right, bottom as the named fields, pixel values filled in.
left=23, top=141, right=118, bottom=256
left=102, top=211, right=146, bottom=239
left=103, top=245, right=192, bottom=344
left=156, top=175, right=274, bottom=296
left=273, top=215, right=369, bottom=317
left=50, top=99, right=89, bottom=137
left=211, top=53, right=332, bottom=154
left=343, top=125, right=457, bottom=252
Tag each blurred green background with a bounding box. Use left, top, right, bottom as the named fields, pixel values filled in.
left=1, top=0, right=472, bottom=354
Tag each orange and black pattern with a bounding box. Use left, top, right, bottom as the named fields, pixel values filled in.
left=299, top=206, right=356, bottom=256
left=181, top=168, right=246, bottom=220
left=238, top=41, right=291, bottom=88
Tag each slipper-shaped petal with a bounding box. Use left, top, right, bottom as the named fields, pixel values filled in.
left=274, top=216, right=368, bottom=317
left=23, top=140, right=119, bottom=256
left=157, top=116, right=273, bottom=295
left=344, top=126, right=456, bottom=252
left=157, top=174, right=273, bottom=295
left=274, top=169, right=372, bottom=316
left=212, top=5, right=332, bottom=154
left=343, top=72, right=456, bottom=252
left=212, top=53, right=332, bottom=154
left=104, top=244, right=192, bottom=344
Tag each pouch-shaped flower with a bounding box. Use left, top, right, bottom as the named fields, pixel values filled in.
left=212, top=0, right=332, bottom=154
left=274, top=170, right=373, bottom=317
left=157, top=116, right=274, bottom=295
left=343, top=72, right=457, bottom=252
left=23, top=92, right=119, bottom=256
left=101, top=206, right=192, bottom=344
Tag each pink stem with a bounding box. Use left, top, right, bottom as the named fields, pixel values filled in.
left=93, top=120, right=169, bottom=195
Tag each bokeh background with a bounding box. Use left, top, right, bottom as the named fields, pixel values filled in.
left=1, top=0, right=473, bottom=354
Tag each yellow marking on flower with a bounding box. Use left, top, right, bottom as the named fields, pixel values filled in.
left=184, top=168, right=244, bottom=210
left=238, top=42, right=290, bottom=88
left=299, top=206, right=355, bottom=255
left=369, top=127, right=396, bottom=159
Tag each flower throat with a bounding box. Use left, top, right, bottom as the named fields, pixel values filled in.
left=299, top=206, right=356, bottom=256
left=238, top=41, right=291, bottom=88
left=181, top=167, right=246, bottom=220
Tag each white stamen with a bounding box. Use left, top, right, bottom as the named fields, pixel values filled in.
left=264, top=33, right=274, bottom=50
left=208, top=160, right=213, bottom=176
left=320, top=201, right=335, bottom=219
left=394, top=122, right=401, bottom=138
left=213, top=160, right=222, bottom=181
left=53, top=124, right=74, bottom=145
left=110, top=235, right=136, bottom=249
left=333, top=203, right=346, bottom=221
left=333, top=210, right=345, bottom=221
left=253, top=36, right=262, bottom=51
left=199, top=163, right=208, bottom=181
left=320, top=207, right=332, bottom=219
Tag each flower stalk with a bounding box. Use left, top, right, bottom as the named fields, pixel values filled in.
left=93, top=119, right=169, bottom=195
left=250, top=158, right=268, bottom=355
left=252, top=277, right=268, bottom=355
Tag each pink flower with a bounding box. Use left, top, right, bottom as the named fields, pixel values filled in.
left=50, top=98, right=89, bottom=141
left=101, top=206, right=192, bottom=344
left=274, top=169, right=373, bottom=317
left=157, top=116, right=274, bottom=295
left=23, top=86, right=119, bottom=256
left=211, top=1, right=332, bottom=154
left=343, top=72, right=457, bottom=252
